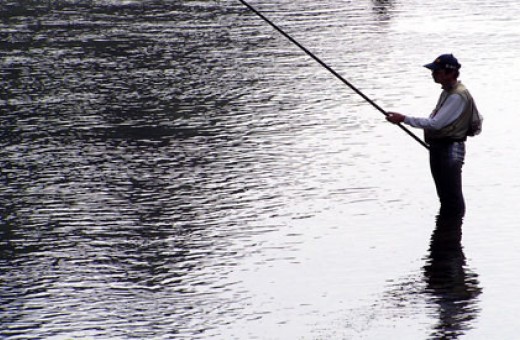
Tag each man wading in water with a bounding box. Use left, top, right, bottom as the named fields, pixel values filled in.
left=386, top=54, right=481, bottom=217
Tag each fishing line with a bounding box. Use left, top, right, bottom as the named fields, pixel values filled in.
left=238, top=0, right=429, bottom=150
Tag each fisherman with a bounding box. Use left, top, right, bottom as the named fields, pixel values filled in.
left=386, top=54, right=480, bottom=217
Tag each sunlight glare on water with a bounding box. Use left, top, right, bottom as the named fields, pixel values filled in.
left=1, top=0, right=519, bottom=339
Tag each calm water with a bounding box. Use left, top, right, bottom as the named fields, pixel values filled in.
left=1, top=0, right=519, bottom=339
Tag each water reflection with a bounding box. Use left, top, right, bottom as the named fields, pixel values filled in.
left=424, top=213, right=482, bottom=339
left=371, top=0, right=394, bottom=18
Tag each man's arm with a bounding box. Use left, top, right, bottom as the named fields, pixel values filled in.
left=387, top=94, right=466, bottom=130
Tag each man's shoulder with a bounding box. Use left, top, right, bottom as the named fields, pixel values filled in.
left=449, top=82, right=471, bottom=101
left=453, top=81, right=468, bottom=93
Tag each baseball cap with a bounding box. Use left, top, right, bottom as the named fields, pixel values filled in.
left=423, top=54, right=461, bottom=71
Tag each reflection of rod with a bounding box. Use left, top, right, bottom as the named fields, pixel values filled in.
left=238, top=0, right=429, bottom=150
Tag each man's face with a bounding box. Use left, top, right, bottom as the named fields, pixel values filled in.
left=431, top=68, right=449, bottom=83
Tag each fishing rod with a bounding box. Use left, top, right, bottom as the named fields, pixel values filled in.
left=238, top=0, right=430, bottom=150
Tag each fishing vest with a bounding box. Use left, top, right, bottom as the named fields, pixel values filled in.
left=424, top=82, right=475, bottom=143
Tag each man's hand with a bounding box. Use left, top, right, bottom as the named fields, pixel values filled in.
left=386, top=112, right=406, bottom=124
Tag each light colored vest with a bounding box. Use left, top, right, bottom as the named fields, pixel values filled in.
left=425, top=82, right=475, bottom=142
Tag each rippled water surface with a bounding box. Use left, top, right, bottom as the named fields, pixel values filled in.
left=1, top=0, right=519, bottom=339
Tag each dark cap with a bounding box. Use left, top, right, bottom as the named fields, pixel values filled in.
left=423, top=54, right=461, bottom=71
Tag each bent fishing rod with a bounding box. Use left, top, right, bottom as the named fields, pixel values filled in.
left=238, top=0, right=429, bottom=150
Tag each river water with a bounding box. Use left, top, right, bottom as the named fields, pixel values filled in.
left=1, top=0, right=519, bottom=339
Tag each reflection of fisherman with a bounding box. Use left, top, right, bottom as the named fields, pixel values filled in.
left=386, top=54, right=479, bottom=217
left=424, top=213, right=481, bottom=339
